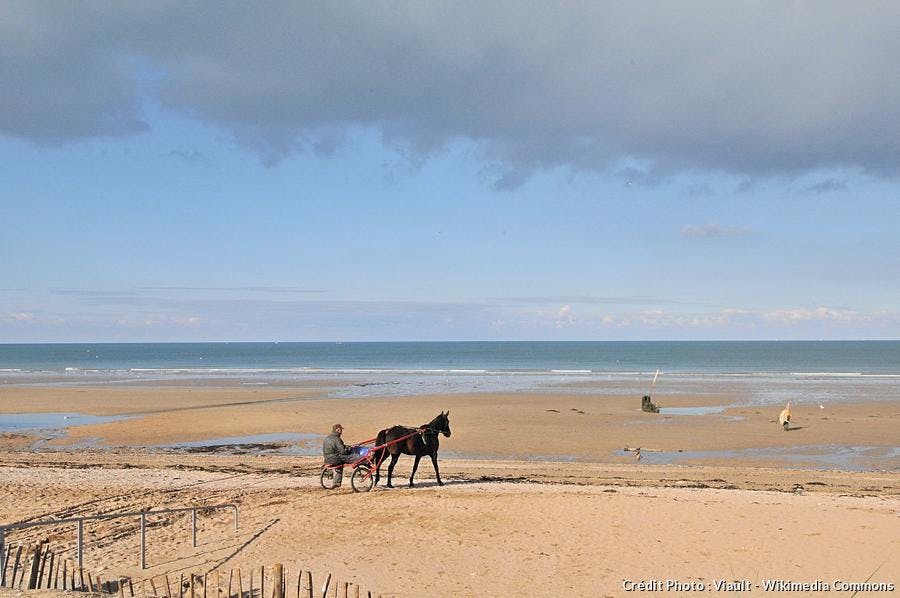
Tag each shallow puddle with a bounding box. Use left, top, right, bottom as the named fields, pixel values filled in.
left=0, top=412, right=129, bottom=433
left=619, top=445, right=900, bottom=471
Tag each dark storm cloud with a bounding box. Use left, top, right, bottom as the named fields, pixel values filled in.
left=3, top=2, right=898, bottom=185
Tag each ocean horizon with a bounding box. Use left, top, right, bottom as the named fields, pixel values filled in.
left=2, top=341, right=898, bottom=406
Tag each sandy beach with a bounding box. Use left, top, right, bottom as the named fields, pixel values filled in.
left=1, top=383, right=898, bottom=596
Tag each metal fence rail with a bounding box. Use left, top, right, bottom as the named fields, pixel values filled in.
left=0, top=503, right=238, bottom=572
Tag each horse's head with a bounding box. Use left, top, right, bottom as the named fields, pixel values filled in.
left=429, top=410, right=451, bottom=437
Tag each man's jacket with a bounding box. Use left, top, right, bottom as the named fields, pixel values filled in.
left=323, top=432, right=350, bottom=465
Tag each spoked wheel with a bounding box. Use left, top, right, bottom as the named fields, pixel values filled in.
left=351, top=464, right=374, bottom=493
left=320, top=467, right=337, bottom=489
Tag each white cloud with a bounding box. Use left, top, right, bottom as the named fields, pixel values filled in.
left=763, top=307, right=872, bottom=324
left=555, top=304, right=575, bottom=328
left=680, top=224, right=754, bottom=238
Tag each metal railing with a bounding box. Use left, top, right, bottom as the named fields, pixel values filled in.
left=0, top=504, right=238, bottom=573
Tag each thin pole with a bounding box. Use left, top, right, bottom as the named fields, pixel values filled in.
left=0, top=528, right=5, bottom=585
left=140, top=513, right=147, bottom=570
left=191, top=510, right=197, bottom=548
left=76, top=520, right=84, bottom=569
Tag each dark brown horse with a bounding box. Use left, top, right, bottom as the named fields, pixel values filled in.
left=373, top=411, right=451, bottom=488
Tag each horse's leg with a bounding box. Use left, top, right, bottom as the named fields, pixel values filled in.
left=430, top=451, right=443, bottom=486
left=409, top=454, right=423, bottom=487
left=372, top=448, right=384, bottom=486
left=386, top=453, right=400, bottom=488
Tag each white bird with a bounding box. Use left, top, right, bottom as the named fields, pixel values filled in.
left=779, top=402, right=791, bottom=431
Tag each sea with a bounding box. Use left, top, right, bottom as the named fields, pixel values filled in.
left=1, top=341, right=898, bottom=406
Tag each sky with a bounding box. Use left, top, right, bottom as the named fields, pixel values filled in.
left=1, top=2, right=898, bottom=342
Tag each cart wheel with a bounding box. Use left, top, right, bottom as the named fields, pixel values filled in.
left=351, top=465, right=374, bottom=493
left=320, top=467, right=335, bottom=489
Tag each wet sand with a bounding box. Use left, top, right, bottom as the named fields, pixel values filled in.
left=0, top=385, right=898, bottom=470
left=0, top=384, right=897, bottom=596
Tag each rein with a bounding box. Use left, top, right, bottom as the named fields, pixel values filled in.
left=417, top=425, right=438, bottom=447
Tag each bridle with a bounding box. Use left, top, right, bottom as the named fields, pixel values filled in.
left=417, top=417, right=449, bottom=448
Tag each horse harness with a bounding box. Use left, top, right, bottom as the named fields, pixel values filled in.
left=417, top=425, right=439, bottom=449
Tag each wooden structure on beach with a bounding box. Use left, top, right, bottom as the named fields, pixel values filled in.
left=1, top=548, right=385, bottom=598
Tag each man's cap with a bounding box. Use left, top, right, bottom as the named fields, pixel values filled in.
left=332, top=423, right=343, bottom=432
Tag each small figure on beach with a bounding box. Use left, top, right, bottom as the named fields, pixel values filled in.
left=642, top=369, right=661, bottom=413
left=641, top=395, right=660, bottom=413
left=322, top=423, right=355, bottom=487
left=779, top=402, right=791, bottom=431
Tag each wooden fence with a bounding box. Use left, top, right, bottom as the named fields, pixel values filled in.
left=1, top=543, right=385, bottom=598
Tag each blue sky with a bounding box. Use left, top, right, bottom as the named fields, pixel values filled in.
left=2, top=3, right=898, bottom=342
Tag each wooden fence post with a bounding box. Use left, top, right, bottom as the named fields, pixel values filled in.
left=236, top=568, right=243, bottom=598
left=320, top=573, right=330, bottom=598
left=53, top=554, right=60, bottom=590
left=227, top=570, right=233, bottom=598
left=38, top=546, right=53, bottom=590
left=27, top=544, right=42, bottom=589
left=272, top=564, right=283, bottom=598
left=10, top=546, right=22, bottom=589
left=305, top=571, right=312, bottom=598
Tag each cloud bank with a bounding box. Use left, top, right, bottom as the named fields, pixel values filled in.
left=2, top=2, right=898, bottom=186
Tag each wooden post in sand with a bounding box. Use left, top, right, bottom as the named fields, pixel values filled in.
left=320, top=573, right=331, bottom=598
left=305, top=571, right=312, bottom=598
left=10, top=546, right=22, bottom=589
left=190, top=574, right=196, bottom=598
left=46, top=550, right=55, bottom=588
left=272, top=564, right=283, bottom=598
left=1, top=543, right=12, bottom=587
left=260, top=565, right=265, bottom=598
left=37, top=546, right=49, bottom=588
left=54, top=555, right=61, bottom=589
left=236, top=568, right=243, bottom=598
left=180, top=574, right=185, bottom=598
left=27, top=544, right=42, bottom=589
left=165, top=574, right=173, bottom=598
left=227, top=570, right=233, bottom=598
